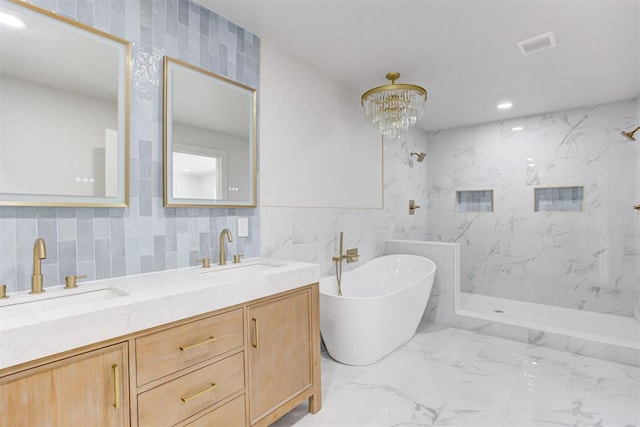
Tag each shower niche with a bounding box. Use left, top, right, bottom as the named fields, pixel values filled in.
left=455, top=190, right=494, bottom=213
left=534, top=186, right=584, bottom=212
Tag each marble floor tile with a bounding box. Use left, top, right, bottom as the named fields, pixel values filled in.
left=271, top=327, right=640, bottom=427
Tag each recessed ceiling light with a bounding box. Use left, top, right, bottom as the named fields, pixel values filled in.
left=0, top=12, right=26, bottom=28
left=497, top=102, right=513, bottom=110
left=512, top=126, right=524, bottom=131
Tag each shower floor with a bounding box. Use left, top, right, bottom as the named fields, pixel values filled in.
left=458, top=292, right=640, bottom=350
left=271, top=326, right=639, bottom=427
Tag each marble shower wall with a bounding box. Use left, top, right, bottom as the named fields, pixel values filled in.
left=0, top=0, right=260, bottom=293
left=426, top=99, right=639, bottom=316
left=261, top=127, right=429, bottom=277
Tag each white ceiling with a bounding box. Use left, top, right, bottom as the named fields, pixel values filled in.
left=197, top=0, right=639, bottom=131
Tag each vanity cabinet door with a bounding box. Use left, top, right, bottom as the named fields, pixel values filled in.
left=0, top=342, right=128, bottom=427
left=247, top=288, right=312, bottom=425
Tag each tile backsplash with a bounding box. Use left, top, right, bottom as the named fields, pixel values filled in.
left=0, top=0, right=260, bottom=292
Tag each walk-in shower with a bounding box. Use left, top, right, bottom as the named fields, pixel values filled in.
left=417, top=98, right=640, bottom=366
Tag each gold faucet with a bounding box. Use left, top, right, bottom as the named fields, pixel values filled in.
left=31, top=238, right=47, bottom=294
left=218, top=228, right=233, bottom=265
left=332, top=232, right=359, bottom=297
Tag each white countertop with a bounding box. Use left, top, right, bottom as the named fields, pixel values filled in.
left=0, top=258, right=320, bottom=370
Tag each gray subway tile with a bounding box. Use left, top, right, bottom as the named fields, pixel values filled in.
left=36, top=207, right=56, bottom=219
left=124, top=0, right=141, bottom=40
left=140, top=0, right=153, bottom=28
left=95, top=239, right=112, bottom=279
left=42, top=263, right=59, bottom=288
left=0, top=207, right=15, bottom=218
left=94, top=217, right=111, bottom=240
left=14, top=207, right=36, bottom=219
left=78, top=260, right=95, bottom=281
left=37, top=218, right=58, bottom=264
left=178, top=0, right=189, bottom=25
left=57, top=208, right=76, bottom=218
left=140, top=254, right=154, bottom=273
left=125, top=237, right=140, bottom=274
left=153, top=235, right=166, bottom=271
left=77, top=0, right=94, bottom=26
left=140, top=24, right=153, bottom=53
left=58, top=218, right=77, bottom=241
left=58, top=240, right=78, bottom=282
left=77, top=218, right=95, bottom=261
left=166, top=251, right=178, bottom=270
left=0, top=0, right=261, bottom=288
left=139, top=178, right=153, bottom=217
left=199, top=232, right=210, bottom=258
left=57, top=0, right=76, bottom=19
left=112, top=257, right=126, bottom=277
left=111, top=0, right=125, bottom=16
left=94, top=0, right=110, bottom=31
left=110, top=9, right=126, bottom=38
left=139, top=139, right=153, bottom=179
left=166, top=0, right=178, bottom=37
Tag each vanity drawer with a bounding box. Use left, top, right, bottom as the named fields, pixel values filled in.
left=184, top=394, right=246, bottom=427
left=136, top=308, right=243, bottom=385
left=137, top=352, right=245, bottom=427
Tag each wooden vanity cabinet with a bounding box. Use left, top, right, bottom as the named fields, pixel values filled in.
left=0, top=342, right=129, bottom=427
left=247, top=286, right=322, bottom=427
left=0, top=282, right=321, bottom=427
left=134, top=308, right=246, bottom=427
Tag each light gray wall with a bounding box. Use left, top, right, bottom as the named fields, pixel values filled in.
left=0, top=0, right=260, bottom=292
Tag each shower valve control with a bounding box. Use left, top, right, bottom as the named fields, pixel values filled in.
left=346, top=248, right=359, bottom=263
left=409, top=199, right=421, bottom=215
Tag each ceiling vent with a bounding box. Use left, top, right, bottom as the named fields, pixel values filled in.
left=516, top=31, right=558, bottom=56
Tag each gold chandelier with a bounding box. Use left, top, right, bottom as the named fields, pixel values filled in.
left=361, top=72, right=427, bottom=139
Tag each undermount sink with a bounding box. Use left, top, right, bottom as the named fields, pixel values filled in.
left=0, top=287, right=128, bottom=319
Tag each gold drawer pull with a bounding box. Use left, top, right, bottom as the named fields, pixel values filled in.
left=181, top=383, right=218, bottom=403
left=179, top=336, right=216, bottom=351
left=634, top=205, right=640, bottom=211
left=112, top=364, right=120, bottom=409
left=252, top=318, right=259, bottom=348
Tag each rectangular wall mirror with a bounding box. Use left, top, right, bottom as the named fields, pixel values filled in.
left=0, top=0, right=130, bottom=207
left=163, top=56, right=257, bottom=208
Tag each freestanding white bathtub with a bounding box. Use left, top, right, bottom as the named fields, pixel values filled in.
left=320, top=254, right=437, bottom=365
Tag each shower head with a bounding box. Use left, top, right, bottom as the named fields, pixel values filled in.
left=411, top=152, right=426, bottom=162
left=621, top=126, right=640, bottom=141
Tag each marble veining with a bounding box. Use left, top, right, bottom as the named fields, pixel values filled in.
left=426, top=99, right=639, bottom=316
left=272, top=327, right=640, bottom=427
left=261, top=127, right=429, bottom=278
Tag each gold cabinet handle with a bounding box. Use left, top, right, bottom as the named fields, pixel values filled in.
left=252, top=318, right=259, bottom=348
left=179, top=336, right=216, bottom=351
left=634, top=205, right=640, bottom=211
left=181, top=383, right=217, bottom=403
left=112, top=364, right=120, bottom=409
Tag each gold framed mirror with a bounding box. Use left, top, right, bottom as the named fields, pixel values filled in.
left=163, top=56, right=257, bottom=208
left=0, top=0, right=130, bottom=207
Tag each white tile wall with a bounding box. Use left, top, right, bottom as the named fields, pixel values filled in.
left=426, top=98, right=639, bottom=316
left=261, top=127, right=429, bottom=277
